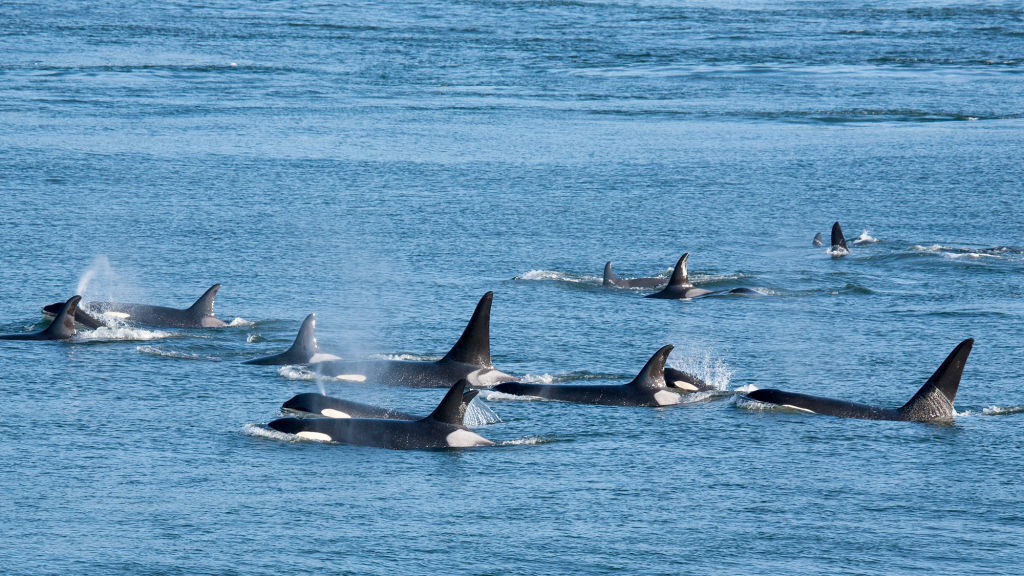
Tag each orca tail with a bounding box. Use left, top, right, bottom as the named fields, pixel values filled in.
left=603, top=262, right=619, bottom=286
left=831, top=222, right=848, bottom=251
left=41, top=296, right=81, bottom=339
left=628, top=345, right=674, bottom=390
left=442, top=292, right=493, bottom=367
left=187, top=284, right=221, bottom=317
left=667, top=254, right=691, bottom=287
left=897, top=339, right=974, bottom=420
left=813, top=232, right=823, bottom=247
left=428, top=379, right=469, bottom=425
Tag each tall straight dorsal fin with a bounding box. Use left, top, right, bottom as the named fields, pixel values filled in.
left=41, top=296, right=81, bottom=339
left=428, top=379, right=469, bottom=425
left=628, top=345, right=674, bottom=389
left=831, top=222, right=848, bottom=251
left=603, top=262, right=619, bottom=286
left=442, top=292, right=493, bottom=367
left=898, top=339, right=974, bottom=420
left=667, top=254, right=691, bottom=287
left=187, top=284, right=221, bottom=316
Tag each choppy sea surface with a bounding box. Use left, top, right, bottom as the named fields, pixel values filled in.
left=2, top=1, right=1023, bottom=574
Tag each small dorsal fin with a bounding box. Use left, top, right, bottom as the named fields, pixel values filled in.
left=41, top=296, right=81, bottom=339
left=187, top=284, right=221, bottom=316
left=813, top=232, right=823, bottom=246
left=428, top=379, right=468, bottom=425
left=667, top=254, right=691, bottom=287
left=898, top=339, right=973, bottom=420
left=442, top=292, right=493, bottom=367
left=831, top=222, right=848, bottom=251
left=603, top=262, right=619, bottom=286
left=628, top=345, right=674, bottom=389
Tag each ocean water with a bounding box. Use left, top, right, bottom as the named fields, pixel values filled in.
left=2, top=1, right=1023, bottom=573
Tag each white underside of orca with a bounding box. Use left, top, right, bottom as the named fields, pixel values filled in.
left=782, top=404, right=816, bottom=413
left=309, top=353, right=342, bottom=363
left=297, top=431, right=332, bottom=441
left=446, top=429, right=494, bottom=447
left=672, top=380, right=699, bottom=391
left=654, top=390, right=682, bottom=406
left=467, top=367, right=514, bottom=387
left=321, top=409, right=351, bottom=418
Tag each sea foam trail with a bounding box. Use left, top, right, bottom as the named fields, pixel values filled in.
left=243, top=423, right=305, bottom=442
left=514, top=270, right=600, bottom=283
left=78, top=327, right=174, bottom=341
left=137, top=346, right=220, bottom=361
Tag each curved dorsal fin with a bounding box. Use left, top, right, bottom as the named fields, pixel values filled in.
left=667, top=254, right=691, bottom=287
left=41, top=295, right=81, bottom=339
left=627, top=345, right=674, bottom=389
left=287, top=313, right=322, bottom=358
left=428, top=379, right=468, bottom=425
left=898, top=339, right=973, bottom=420
left=187, top=284, right=221, bottom=316
left=442, top=292, right=493, bottom=367
left=831, top=222, right=848, bottom=251
left=603, top=262, right=619, bottom=286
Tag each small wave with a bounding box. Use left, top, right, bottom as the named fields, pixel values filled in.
left=243, top=423, right=300, bottom=442
left=465, top=399, right=501, bottom=426
left=78, top=326, right=173, bottom=341
left=982, top=405, right=1024, bottom=416
left=513, top=270, right=599, bottom=283
left=229, top=318, right=254, bottom=327
left=517, top=371, right=621, bottom=384
left=366, top=353, right=441, bottom=362
left=246, top=333, right=265, bottom=343
left=497, top=436, right=554, bottom=446
left=733, top=384, right=759, bottom=393
left=480, top=390, right=545, bottom=402
left=276, top=366, right=366, bottom=382
left=943, top=252, right=999, bottom=259
left=853, top=231, right=879, bottom=244
left=911, top=244, right=945, bottom=252
left=137, top=346, right=220, bottom=361
left=675, top=390, right=732, bottom=404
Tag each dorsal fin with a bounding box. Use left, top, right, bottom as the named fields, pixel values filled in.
left=428, top=379, right=468, bottom=425
left=603, top=262, right=619, bottom=286
left=41, top=296, right=81, bottom=339
left=288, top=313, right=322, bottom=357
left=831, top=222, right=848, bottom=251
left=187, top=284, right=221, bottom=316
left=627, top=345, right=673, bottom=389
left=898, top=339, right=973, bottom=420
left=442, top=292, right=493, bottom=367
left=667, top=254, right=691, bottom=287
left=813, top=232, right=823, bottom=246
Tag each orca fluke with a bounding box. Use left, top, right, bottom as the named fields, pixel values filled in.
left=813, top=232, right=823, bottom=247
left=745, top=339, right=974, bottom=421
left=244, top=313, right=340, bottom=365
left=494, top=345, right=688, bottom=406
left=2, top=296, right=81, bottom=341
left=268, top=379, right=494, bottom=449
left=830, top=222, right=849, bottom=256
left=646, top=254, right=713, bottom=299
left=310, top=292, right=515, bottom=388
left=70, top=284, right=228, bottom=328
left=603, top=262, right=666, bottom=289
left=282, top=390, right=480, bottom=420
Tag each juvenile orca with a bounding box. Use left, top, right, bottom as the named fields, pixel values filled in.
left=2, top=296, right=81, bottom=341
left=268, top=379, right=494, bottom=449
left=603, top=262, right=666, bottom=288
left=310, top=292, right=515, bottom=388
left=646, top=254, right=714, bottom=299
left=813, top=232, right=824, bottom=247
left=830, top=222, right=849, bottom=256
left=243, top=313, right=340, bottom=365
left=745, top=339, right=973, bottom=421
left=664, top=367, right=717, bottom=392
left=43, top=284, right=228, bottom=328
left=494, top=345, right=694, bottom=406
left=40, top=302, right=106, bottom=329
left=281, top=390, right=480, bottom=419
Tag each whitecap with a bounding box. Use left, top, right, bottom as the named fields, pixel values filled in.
left=827, top=246, right=850, bottom=257
left=78, top=326, right=173, bottom=341
left=853, top=230, right=878, bottom=244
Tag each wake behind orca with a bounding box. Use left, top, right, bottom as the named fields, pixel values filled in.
left=745, top=339, right=973, bottom=421
left=309, top=291, right=515, bottom=388
left=43, top=284, right=228, bottom=328
left=268, top=379, right=494, bottom=449
left=1, top=296, right=80, bottom=341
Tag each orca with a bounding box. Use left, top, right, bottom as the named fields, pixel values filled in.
left=603, top=262, right=666, bottom=288
left=646, top=254, right=760, bottom=299
left=745, top=339, right=974, bottom=421
left=493, top=345, right=695, bottom=406
left=830, top=222, right=849, bottom=256
left=664, top=366, right=718, bottom=392
left=813, top=232, right=823, bottom=247
left=41, top=302, right=106, bottom=329
left=2, top=296, right=81, bottom=341
left=268, top=379, right=494, bottom=449
left=281, top=390, right=480, bottom=420
left=310, top=292, right=515, bottom=388
left=43, top=284, right=228, bottom=328
left=243, top=313, right=340, bottom=365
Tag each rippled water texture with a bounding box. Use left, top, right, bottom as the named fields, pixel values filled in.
left=2, top=1, right=1023, bottom=574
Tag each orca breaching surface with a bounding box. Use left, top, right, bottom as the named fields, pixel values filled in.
left=42, top=284, right=228, bottom=329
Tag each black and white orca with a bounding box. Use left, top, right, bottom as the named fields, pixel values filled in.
left=281, top=390, right=480, bottom=420
left=2, top=296, right=81, bottom=341
left=603, top=262, right=667, bottom=288
left=43, top=284, right=228, bottom=328
left=268, top=379, right=494, bottom=449
left=813, top=232, right=824, bottom=247
left=244, top=313, right=340, bottom=365
left=745, top=339, right=974, bottom=421
left=646, top=254, right=759, bottom=299
left=830, top=222, right=849, bottom=256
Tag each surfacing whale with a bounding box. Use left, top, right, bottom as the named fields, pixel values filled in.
left=268, top=379, right=494, bottom=449
left=494, top=345, right=699, bottom=406
left=43, top=284, right=227, bottom=328
left=813, top=232, right=823, bottom=247
left=603, top=262, right=667, bottom=288
left=281, top=390, right=480, bottom=420
left=309, top=291, right=515, bottom=388
left=645, top=254, right=758, bottom=299
left=2, top=296, right=80, bottom=341
left=829, top=222, right=849, bottom=257
left=244, top=313, right=340, bottom=365
left=745, top=339, right=973, bottom=421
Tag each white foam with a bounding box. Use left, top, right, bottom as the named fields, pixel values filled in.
left=514, top=270, right=599, bottom=283
left=480, top=390, right=545, bottom=402
left=667, top=349, right=733, bottom=391
left=853, top=230, right=878, bottom=244
left=229, top=318, right=254, bottom=327
left=497, top=436, right=549, bottom=446
left=733, top=384, right=759, bottom=393
left=827, top=246, right=851, bottom=257
left=367, top=353, right=440, bottom=362
left=464, top=400, right=501, bottom=426
left=276, top=366, right=365, bottom=382
left=982, top=405, right=1024, bottom=416
left=136, top=346, right=219, bottom=361
left=911, top=244, right=944, bottom=252
left=78, top=326, right=173, bottom=341
left=520, top=373, right=555, bottom=384
left=242, top=423, right=297, bottom=442
left=246, top=333, right=262, bottom=343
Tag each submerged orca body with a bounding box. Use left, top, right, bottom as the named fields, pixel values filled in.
left=2, top=296, right=81, bottom=341
left=310, top=292, right=515, bottom=388
left=268, top=380, right=494, bottom=449
left=830, top=222, right=849, bottom=256
left=746, top=339, right=974, bottom=421
left=244, top=314, right=340, bottom=365
left=281, top=390, right=480, bottom=420
left=603, top=262, right=666, bottom=288
left=813, top=232, right=824, bottom=247
left=44, top=284, right=227, bottom=328
left=494, top=345, right=695, bottom=406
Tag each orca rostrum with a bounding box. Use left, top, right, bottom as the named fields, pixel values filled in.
left=268, top=379, right=494, bottom=449
left=745, top=339, right=974, bottom=421
left=2, top=296, right=81, bottom=341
